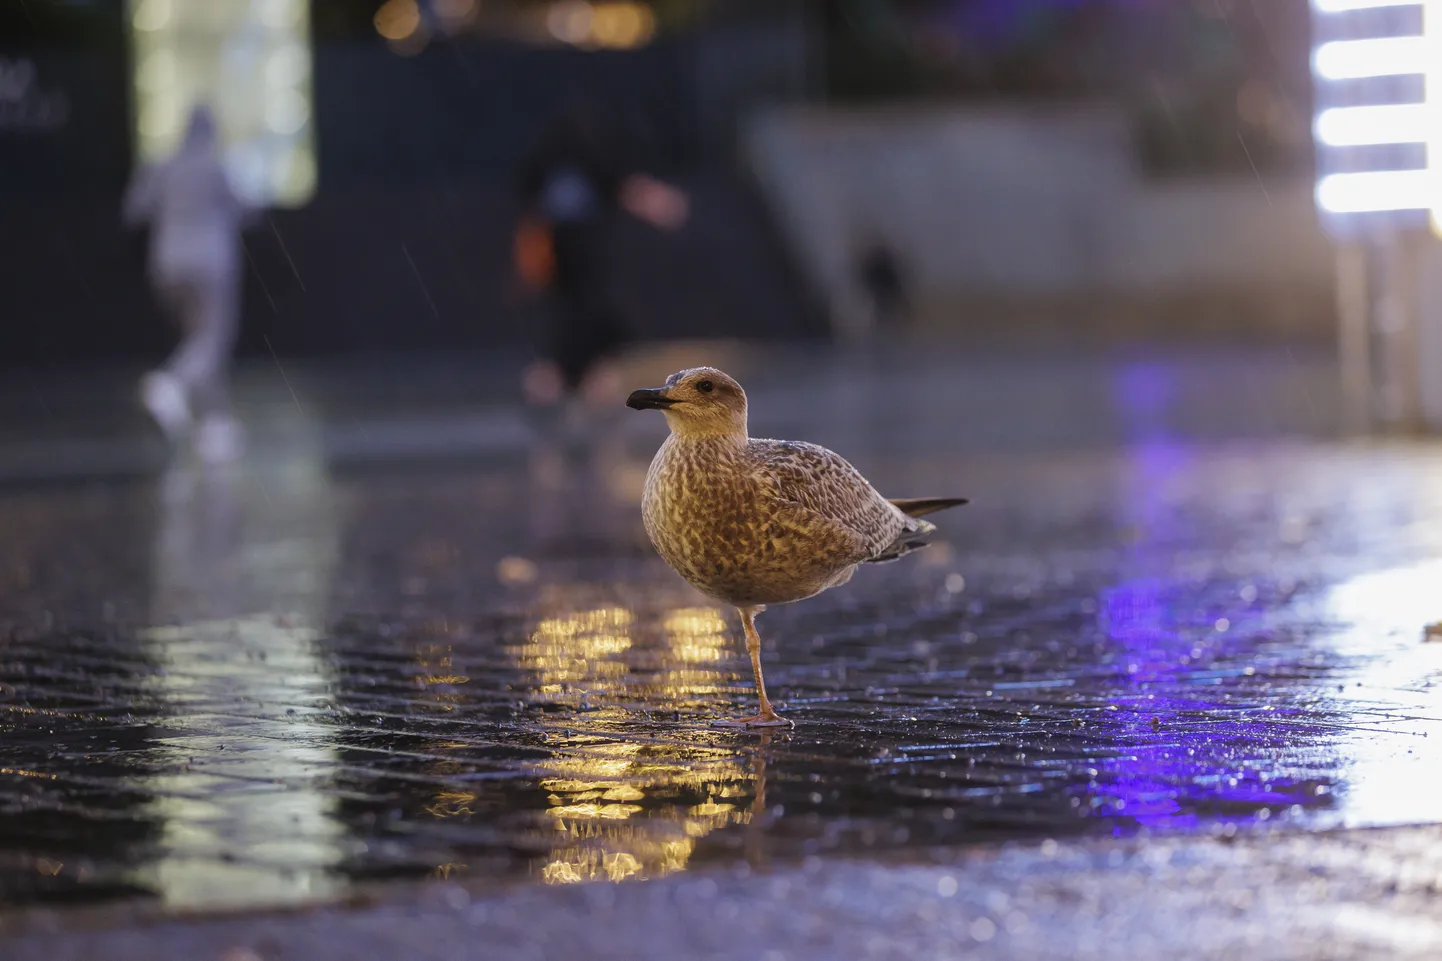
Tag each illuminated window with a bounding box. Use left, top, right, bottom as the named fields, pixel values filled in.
left=127, top=0, right=316, bottom=207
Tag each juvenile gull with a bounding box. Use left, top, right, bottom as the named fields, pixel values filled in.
left=627, top=367, right=968, bottom=727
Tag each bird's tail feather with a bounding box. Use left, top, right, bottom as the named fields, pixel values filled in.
left=866, top=538, right=932, bottom=564
left=889, top=497, right=969, bottom=518
left=867, top=497, right=968, bottom=565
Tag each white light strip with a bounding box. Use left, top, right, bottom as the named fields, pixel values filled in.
left=1428, top=0, right=1442, bottom=233
left=1313, top=36, right=1430, bottom=79
left=1317, top=169, right=1433, bottom=211
left=1316, top=104, right=1430, bottom=144
left=1313, top=0, right=1420, bottom=12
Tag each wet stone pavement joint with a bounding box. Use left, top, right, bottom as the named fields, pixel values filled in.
left=1, top=351, right=1442, bottom=957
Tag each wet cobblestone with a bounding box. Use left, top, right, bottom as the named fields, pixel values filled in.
left=2, top=355, right=1442, bottom=913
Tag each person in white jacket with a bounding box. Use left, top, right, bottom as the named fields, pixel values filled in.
left=123, top=104, right=254, bottom=463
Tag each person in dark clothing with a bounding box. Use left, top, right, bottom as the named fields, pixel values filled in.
left=516, top=99, right=688, bottom=406
left=857, top=239, right=910, bottom=330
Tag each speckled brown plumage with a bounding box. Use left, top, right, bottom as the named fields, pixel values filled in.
left=641, top=434, right=925, bottom=607
left=627, top=367, right=968, bottom=728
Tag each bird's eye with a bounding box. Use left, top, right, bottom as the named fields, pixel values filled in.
left=697, top=380, right=714, bottom=393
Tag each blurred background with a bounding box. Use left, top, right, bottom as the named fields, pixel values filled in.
left=0, top=0, right=1338, bottom=371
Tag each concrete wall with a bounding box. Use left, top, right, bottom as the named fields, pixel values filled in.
left=743, top=105, right=1335, bottom=341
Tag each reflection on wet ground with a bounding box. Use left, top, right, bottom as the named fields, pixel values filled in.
left=3, top=355, right=1442, bottom=912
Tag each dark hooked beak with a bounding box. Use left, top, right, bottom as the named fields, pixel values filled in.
left=626, top=387, right=677, bottom=411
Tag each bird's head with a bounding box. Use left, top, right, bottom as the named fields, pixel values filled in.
left=626, top=367, right=747, bottom=438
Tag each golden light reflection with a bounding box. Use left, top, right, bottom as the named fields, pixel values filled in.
left=663, top=606, right=728, bottom=659
left=541, top=850, right=645, bottom=884
left=535, top=738, right=754, bottom=884
left=630, top=604, right=732, bottom=701
left=512, top=595, right=738, bottom=707
left=425, top=791, right=478, bottom=819
left=411, top=597, right=758, bottom=885
left=415, top=642, right=471, bottom=705
left=418, top=725, right=758, bottom=885
left=0, top=768, right=58, bottom=780
left=517, top=605, right=634, bottom=695
left=537, top=606, right=634, bottom=641
left=547, top=802, right=644, bottom=820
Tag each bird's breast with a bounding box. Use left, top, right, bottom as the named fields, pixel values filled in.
left=640, top=441, right=843, bottom=606
left=642, top=444, right=757, bottom=564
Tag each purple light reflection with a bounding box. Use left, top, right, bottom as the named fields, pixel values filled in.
left=1085, top=361, right=1334, bottom=833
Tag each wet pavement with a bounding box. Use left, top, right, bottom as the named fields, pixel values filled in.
left=3, top=345, right=1442, bottom=955
left=10, top=825, right=1442, bottom=961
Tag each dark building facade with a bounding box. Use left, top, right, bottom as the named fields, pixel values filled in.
left=0, top=3, right=819, bottom=369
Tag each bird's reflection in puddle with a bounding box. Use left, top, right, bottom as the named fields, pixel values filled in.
left=415, top=583, right=772, bottom=884
left=528, top=730, right=762, bottom=885
left=135, top=451, right=344, bottom=908
left=525, top=593, right=770, bottom=883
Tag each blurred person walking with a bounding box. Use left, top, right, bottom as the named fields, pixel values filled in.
left=515, top=98, right=689, bottom=409
left=123, top=104, right=253, bottom=463
left=857, top=239, right=910, bottom=331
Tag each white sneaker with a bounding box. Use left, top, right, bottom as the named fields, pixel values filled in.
left=140, top=371, right=192, bottom=441
left=195, top=416, right=245, bottom=464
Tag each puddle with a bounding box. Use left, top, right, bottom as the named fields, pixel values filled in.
left=4, top=411, right=1442, bottom=911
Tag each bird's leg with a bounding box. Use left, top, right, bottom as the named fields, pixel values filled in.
left=714, top=608, right=793, bottom=729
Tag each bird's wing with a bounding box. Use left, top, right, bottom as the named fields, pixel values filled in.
left=749, top=439, right=910, bottom=560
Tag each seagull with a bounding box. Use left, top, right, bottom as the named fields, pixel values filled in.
left=627, top=367, right=968, bottom=727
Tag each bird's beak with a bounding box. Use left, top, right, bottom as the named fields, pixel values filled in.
left=626, top=387, right=677, bottom=411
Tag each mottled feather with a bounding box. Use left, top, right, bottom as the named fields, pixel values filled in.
left=750, top=439, right=926, bottom=559
left=641, top=430, right=952, bottom=608
left=629, top=366, right=967, bottom=724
